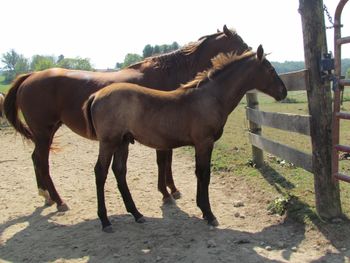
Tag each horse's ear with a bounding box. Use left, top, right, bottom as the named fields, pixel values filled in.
left=223, top=25, right=233, bottom=37
left=257, top=45, right=264, bottom=61
left=217, top=28, right=221, bottom=33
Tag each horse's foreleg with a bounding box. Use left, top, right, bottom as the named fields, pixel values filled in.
left=156, top=150, right=174, bottom=204
left=164, top=150, right=181, bottom=199
left=195, top=143, right=218, bottom=226
left=95, top=143, right=114, bottom=232
left=112, top=141, right=145, bottom=223
left=32, top=138, right=68, bottom=211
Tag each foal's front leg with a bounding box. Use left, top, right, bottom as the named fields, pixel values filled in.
left=112, top=141, right=145, bottom=223
left=195, top=143, right=218, bottom=226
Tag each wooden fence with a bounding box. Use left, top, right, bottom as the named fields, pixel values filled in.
left=246, top=69, right=313, bottom=172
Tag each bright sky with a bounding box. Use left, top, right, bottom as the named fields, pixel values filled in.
left=0, top=0, right=349, bottom=69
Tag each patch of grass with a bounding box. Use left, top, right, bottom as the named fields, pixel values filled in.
left=267, top=194, right=291, bottom=215
left=0, top=75, right=11, bottom=93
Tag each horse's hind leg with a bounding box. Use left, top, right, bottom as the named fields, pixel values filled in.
left=112, top=140, right=144, bottom=223
left=32, top=131, right=68, bottom=211
left=94, top=142, right=114, bottom=232
left=164, top=150, right=181, bottom=199
left=156, top=150, right=174, bottom=204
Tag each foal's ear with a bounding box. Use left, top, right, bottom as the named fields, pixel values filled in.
left=257, top=44, right=264, bottom=61
left=223, top=25, right=233, bottom=37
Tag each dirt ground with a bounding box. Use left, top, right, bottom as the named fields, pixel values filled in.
left=1, top=125, right=350, bottom=263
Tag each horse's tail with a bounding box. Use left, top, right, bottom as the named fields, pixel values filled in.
left=4, top=73, right=33, bottom=140
left=83, top=94, right=97, bottom=140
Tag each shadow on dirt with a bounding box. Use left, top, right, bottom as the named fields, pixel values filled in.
left=257, top=163, right=350, bottom=263
left=0, top=199, right=349, bottom=263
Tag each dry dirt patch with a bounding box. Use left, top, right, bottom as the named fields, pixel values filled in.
left=0, top=126, right=349, bottom=262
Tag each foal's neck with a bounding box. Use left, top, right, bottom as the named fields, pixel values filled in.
left=207, top=60, right=258, bottom=115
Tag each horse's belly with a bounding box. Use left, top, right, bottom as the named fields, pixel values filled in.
left=134, top=133, right=190, bottom=150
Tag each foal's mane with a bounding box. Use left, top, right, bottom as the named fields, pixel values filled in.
left=128, top=29, right=238, bottom=70
left=181, top=50, right=256, bottom=89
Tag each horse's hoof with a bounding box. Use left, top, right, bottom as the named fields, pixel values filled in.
left=102, top=225, right=114, bottom=233
left=57, top=203, right=69, bottom=212
left=136, top=216, right=146, bottom=223
left=44, top=199, right=55, bottom=206
left=162, top=196, right=176, bottom=205
left=208, top=218, right=219, bottom=227
left=171, top=191, right=181, bottom=200
left=39, top=189, right=54, bottom=206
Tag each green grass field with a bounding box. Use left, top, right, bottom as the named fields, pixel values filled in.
left=207, top=91, right=350, bottom=224
left=0, top=75, right=10, bottom=93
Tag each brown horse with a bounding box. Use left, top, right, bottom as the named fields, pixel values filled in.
left=83, top=46, right=287, bottom=232
left=4, top=25, right=250, bottom=211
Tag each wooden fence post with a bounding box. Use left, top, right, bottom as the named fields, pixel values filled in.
left=246, top=92, right=264, bottom=167
left=299, top=0, right=342, bottom=218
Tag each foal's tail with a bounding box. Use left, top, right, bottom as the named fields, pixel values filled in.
left=4, top=73, right=33, bottom=140
left=83, top=94, right=97, bottom=140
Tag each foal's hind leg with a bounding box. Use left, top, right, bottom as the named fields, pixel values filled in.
left=94, top=142, right=115, bottom=232
left=112, top=141, right=144, bottom=223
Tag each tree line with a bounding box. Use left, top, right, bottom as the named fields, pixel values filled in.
left=115, top=41, right=180, bottom=69
left=1, top=45, right=349, bottom=84
left=1, top=50, right=93, bottom=83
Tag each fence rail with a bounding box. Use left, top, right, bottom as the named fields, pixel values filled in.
left=248, top=133, right=313, bottom=172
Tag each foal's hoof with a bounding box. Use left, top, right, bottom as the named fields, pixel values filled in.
left=136, top=216, right=146, bottom=223
left=162, top=196, right=176, bottom=205
left=171, top=191, right=181, bottom=200
left=57, top=203, right=69, bottom=212
left=208, top=218, right=219, bottom=227
left=102, top=225, right=114, bottom=233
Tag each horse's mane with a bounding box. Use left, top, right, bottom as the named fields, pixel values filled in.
left=181, top=50, right=256, bottom=89
left=127, top=29, right=238, bottom=70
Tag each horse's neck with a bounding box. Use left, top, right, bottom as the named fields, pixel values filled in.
left=134, top=51, right=210, bottom=86
left=207, top=65, right=256, bottom=115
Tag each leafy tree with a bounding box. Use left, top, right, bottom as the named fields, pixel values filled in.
left=1, top=50, right=29, bottom=82
left=153, top=45, right=160, bottom=55
left=30, top=55, right=56, bottom=71
left=171, top=41, right=180, bottom=51
left=121, top=53, right=143, bottom=68
left=143, top=44, right=154, bottom=58
left=57, top=54, right=64, bottom=63
left=57, top=57, right=93, bottom=70
left=15, top=56, right=30, bottom=75
left=1, top=49, right=20, bottom=72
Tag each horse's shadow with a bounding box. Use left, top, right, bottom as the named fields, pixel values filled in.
left=0, top=200, right=348, bottom=263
